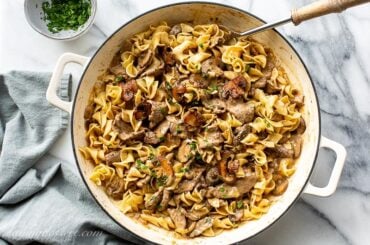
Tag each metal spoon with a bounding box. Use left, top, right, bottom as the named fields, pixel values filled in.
left=225, top=0, right=370, bottom=38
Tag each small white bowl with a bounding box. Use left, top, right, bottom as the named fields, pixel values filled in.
left=24, top=0, right=97, bottom=41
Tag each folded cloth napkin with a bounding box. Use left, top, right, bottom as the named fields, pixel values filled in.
left=0, top=72, right=145, bottom=245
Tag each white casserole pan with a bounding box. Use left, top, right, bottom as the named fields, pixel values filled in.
left=46, top=2, right=347, bottom=244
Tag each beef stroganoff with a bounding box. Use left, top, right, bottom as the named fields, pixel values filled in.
left=79, top=22, right=306, bottom=238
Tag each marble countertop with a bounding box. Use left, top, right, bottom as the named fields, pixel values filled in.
left=1, top=0, right=369, bottom=244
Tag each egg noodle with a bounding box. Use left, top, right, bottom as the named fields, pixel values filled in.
left=79, top=22, right=306, bottom=238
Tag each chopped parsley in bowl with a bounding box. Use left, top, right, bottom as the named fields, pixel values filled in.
left=24, top=0, right=97, bottom=40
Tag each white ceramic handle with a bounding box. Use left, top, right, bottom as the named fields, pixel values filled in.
left=303, top=136, right=347, bottom=197
left=46, top=52, right=89, bottom=114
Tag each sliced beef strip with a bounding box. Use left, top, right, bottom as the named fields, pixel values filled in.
left=226, top=99, right=255, bottom=123
left=105, top=151, right=121, bottom=165
left=189, top=217, right=214, bottom=238
left=220, top=75, right=247, bottom=99
left=162, top=47, right=176, bottom=66
left=189, top=74, right=210, bottom=88
left=233, top=124, right=251, bottom=145
left=168, top=208, right=186, bottom=230
left=202, top=98, right=226, bottom=114
left=148, top=101, right=168, bottom=128
left=235, top=174, right=257, bottom=194
left=145, top=188, right=163, bottom=210
left=106, top=176, right=125, bottom=200
left=267, top=145, right=294, bottom=158
left=174, top=167, right=205, bottom=193
left=201, top=57, right=223, bottom=78
left=144, top=131, right=161, bottom=145
left=119, top=130, right=145, bottom=143
left=157, top=189, right=172, bottom=211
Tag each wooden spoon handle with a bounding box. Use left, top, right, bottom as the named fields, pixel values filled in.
left=291, top=0, right=370, bottom=25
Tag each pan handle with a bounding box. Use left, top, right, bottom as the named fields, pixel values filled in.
left=46, top=52, right=89, bottom=114
left=303, top=136, right=347, bottom=197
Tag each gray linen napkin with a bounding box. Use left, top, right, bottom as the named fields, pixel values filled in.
left=0, top=71, right=144, bottom=245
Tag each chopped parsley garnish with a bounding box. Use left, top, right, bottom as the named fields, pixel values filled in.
left=115, top=75, right=123, bottom=82
left=199, top=43, right=204, bottom=49
left=136, top=159, right=148, bottom=170
left=160, top=107, right=167, bottom=115
left=245, top=64, right=250, bottom=72
left=180, top=167, right=189, bottom=173
left=159, top=136, right=165, bottom=142
left=206, top=84, right=219, bottom=94
left=148, top=153, right=155, bottom=160
left=156, top=175, right=168, bottom=187
left=189, top=141, right=197, bottom=150
left=237, top=200, right=244, bottom=209
left=165, top=81, right=172, bottom=91
left=150, top=170, right=157, bottom=178
left=176, top=125, right=182, bottom=133
left=42, top=0, right=91, bottom=34
left=195, top=153, right=202, bottom=161
left=219, top=187, right=225, bottom=192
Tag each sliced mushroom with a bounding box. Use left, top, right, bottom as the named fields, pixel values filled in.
left=119, top=80, right=138, bottom=101
left=134, top=101, right=152, bottom=120
left=201, top=57, right=223, bottom=78
left=229, top=209, right=244, bottom=222
left=189, top=217, right=214, bottom=238
left=137, top=49, right=153, bottom=70
left=205, top=167, right=220, bottom=185
left=296, top=117, right=306, bottom=134
left=162, top=47, right=176, bottom=65
left=292, top=90, right=304, bottom=107
left=172, top=83, right=186, bottom=102
left=226, top=99, right=255, bottom=124
left=177, top=140, right=192, bottom=163
left=221, top=75, right=247, bottom=99
left=290, top=135, right=303, bottom=159
left=183, top=110, right=204, bottom=127
left=105, top=151, right=121, bottom=165
left=141, top=56, right=164, bottom=77
left=158, top=155, right=174, bottom=177
left=273, top=178, right=289, bottom=196
left=169, top=24, right=182, bottom=36
left=227, top=160, right=239, bottom=174
left=168, top=208, right=187, bottom=230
